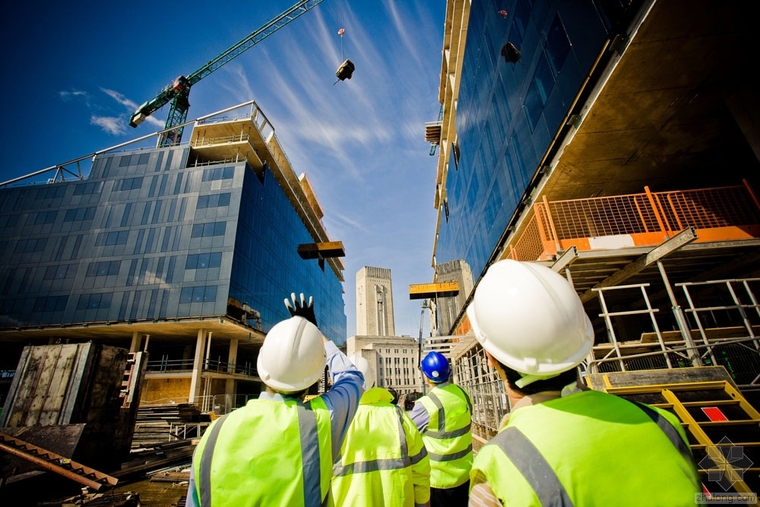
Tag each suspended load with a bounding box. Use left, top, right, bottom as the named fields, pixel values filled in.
left=501, top=42, right=521, bottom=63
left=335, top=59, right=355, bottom=82
left=333, top=27, right=354, bottom=84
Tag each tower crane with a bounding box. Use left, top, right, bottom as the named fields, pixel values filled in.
left=129, top=0, right=325, bottom=147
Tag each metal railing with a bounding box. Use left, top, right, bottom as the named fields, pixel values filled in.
left=454, top=345, right=508, bottom=448
left=145, top=357, right=257, bottom=377
left=588, top=277, right=760, bottom=389
left=508, top=181, right=760, bottom=261
left=190, top=133, right=252, bottom=148
left=193, top=393, right=255, bottom=415
left=452, top=276, right=760, bottom=442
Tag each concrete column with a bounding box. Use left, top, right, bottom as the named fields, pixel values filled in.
left=188, top=329, right=207, bottom=404
left=225, top=339, right=239, bottom=408
left=130, top=332, right=141, bottom=352
left=227, top=338, right=239, bottom=374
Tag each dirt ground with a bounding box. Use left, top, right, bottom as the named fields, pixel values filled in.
left=113, top=476, right=188, bottom=507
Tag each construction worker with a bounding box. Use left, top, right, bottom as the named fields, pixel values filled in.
left=466, top=259, right=701, bottom=506
left=329, top=354, right=431, bottom=506
left=186, top=294, right=364, bottom=507
left=410, top=351, right=473, bottom=506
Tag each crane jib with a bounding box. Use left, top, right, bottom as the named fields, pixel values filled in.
left=128, top=0, right=326, bottom=143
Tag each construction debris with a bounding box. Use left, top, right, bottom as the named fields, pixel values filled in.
left=132, top=404, right=209, bottom=447
left=37, top=491, right=139, bottom=507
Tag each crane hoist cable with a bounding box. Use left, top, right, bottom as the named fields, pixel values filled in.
left=334, top=27, right=354, bottom=85
left=128, top=0, right=326, bottom=147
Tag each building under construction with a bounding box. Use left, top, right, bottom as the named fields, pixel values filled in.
left=425, top=0, right=760, bottom=497
left=0, top=101, right=346, bottom=415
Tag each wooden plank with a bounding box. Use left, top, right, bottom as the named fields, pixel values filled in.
left=586, top=366, right=737, bottom=391
left=40, top=344, right=77, bottom=425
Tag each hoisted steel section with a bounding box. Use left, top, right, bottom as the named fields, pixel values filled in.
left=409, top=282, right=460, bottom=300
left=0, top=432, right=118, bottom=491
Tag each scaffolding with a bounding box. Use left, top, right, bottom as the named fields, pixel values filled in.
left=449, top=183, right=760, bottom=445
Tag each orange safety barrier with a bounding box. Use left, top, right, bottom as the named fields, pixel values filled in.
left=507, top=180, right=760, bottom=262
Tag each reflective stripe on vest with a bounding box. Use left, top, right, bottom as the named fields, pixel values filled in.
left=419, top=384, right=473, bottom=488
left=475, top=390, right=699, bottom=506
left=486, top=400, right=695, bottom=507
left=195, top=398, right=331, bottom=507
left=490, top=426, right=574, bottom=507
left=629, top=400, right=695, bottom=466
left=333, top=405, right=413, bottom=477
left=199, top=414, right=228, bottom=507
left=425, top=384, right=472, bottom=440
left=298, top=402, right=322, bottom=504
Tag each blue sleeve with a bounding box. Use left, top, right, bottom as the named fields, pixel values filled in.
left=410, top=400, right=430, bottom=433
left=186, top=464, right=199, bottom=507
left=319, top=341, right=365, bottom=459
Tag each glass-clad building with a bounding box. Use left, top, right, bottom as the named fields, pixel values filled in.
left=0, top=102, right=346, bottom=408
left=431, top=0, right=760, bottom=468
left=435, top=0, right=611, bottom=280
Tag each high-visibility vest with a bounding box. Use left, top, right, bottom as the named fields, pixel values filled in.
left=193, top=396, right=332, bottom=507
left=418, top=383, right=473, bottom=488
left=329, top=387, right=430, bottom=506
left=471, top=389, right=700, bottom=506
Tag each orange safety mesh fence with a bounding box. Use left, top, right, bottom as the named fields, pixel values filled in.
left=509, top=214, right=544, bottom=261
left=546, top=193, right=659, bottom=238
left=510, top=183, right=760, bottom=262
left=653, top=185, right=760, bottom=231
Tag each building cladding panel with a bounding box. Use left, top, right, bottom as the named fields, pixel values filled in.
left=355, top=266, right=395, bottom=336
left=436, top=0, right=612, bottom=279
left=0, top=146, right=346, bottom=342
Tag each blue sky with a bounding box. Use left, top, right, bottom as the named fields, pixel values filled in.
left=0, top=0, right=445, bottom=339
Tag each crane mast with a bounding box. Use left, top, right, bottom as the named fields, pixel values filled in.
left=129, top=0, right=326, bottom=146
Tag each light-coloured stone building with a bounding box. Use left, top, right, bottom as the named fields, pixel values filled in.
left=355, top=266, right=395, bottom=336
left=347, top=335, right=423, bottom=395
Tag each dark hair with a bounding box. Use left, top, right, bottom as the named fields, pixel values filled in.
left=497, top=358, right=578, bottom=395
left=387, top=387, right=399, bottom=405
left=404, top=391, right=422, bottom=411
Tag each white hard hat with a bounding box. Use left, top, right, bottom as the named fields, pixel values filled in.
left=257, top=316, right=326, bottom=393
left=467, top=259, right=594, bottom=377
left=349, top=354, right=376, bottom=389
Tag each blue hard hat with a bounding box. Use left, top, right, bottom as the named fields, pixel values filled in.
left=421, top=351, right=450, bottom=383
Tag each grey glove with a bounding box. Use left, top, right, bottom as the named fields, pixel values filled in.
left=284, top=292, right=318, bottom=327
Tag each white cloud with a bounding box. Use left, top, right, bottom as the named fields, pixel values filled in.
left=90, top=115, right=128, bottom=135
left=101, top=87, right=164, bottom=128
left=101, top=88, right=137, bottom=109
left=59, top=89, right=88, bottom=102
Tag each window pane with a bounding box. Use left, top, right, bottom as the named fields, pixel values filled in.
left=180, top=287, right=193, bottom=303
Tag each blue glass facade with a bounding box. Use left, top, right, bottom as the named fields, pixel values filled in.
left=0, top=145, right=346, bottom=341
left=436, top=0, right=611, bottom=278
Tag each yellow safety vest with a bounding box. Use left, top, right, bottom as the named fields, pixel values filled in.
left=193, top=396, right=332, bottom=507
left=418, top=383, right=473, bottom=488
left=329, top=387, right=430, bottom=506
left=471, top=389, right=700, bottom=506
